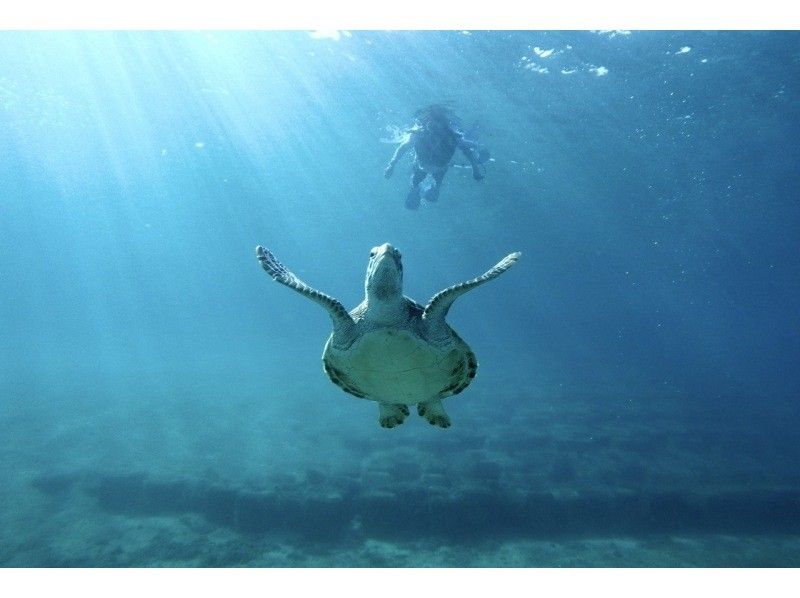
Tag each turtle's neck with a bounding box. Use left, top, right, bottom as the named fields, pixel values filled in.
left=364, top=293, right=405, bottom=325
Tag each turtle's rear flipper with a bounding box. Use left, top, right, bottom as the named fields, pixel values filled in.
left=378, top=403, right=408, bottom=429
left=417, top=399, right=451, bottom=429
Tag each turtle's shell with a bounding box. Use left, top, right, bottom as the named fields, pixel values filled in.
left=322, top=328, right=477, bottom=405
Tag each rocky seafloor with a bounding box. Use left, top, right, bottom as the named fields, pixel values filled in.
left=2, top=386, right=799, bottom=567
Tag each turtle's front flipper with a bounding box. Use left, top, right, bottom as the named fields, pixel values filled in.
left=417, top=399, right=451, bottom=428
left=256, top=245, right=354, bottom=330
left=423, top=252, right=521, bottom=324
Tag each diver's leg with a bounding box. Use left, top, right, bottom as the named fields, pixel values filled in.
left=417, top=399, right=451, bottom=428
left=424, top=168, right=446, bottom=202
left=405, top=166, right=426, bottom=210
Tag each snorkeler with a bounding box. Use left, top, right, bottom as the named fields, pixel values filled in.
left=384, top=105, right=489, bottom=210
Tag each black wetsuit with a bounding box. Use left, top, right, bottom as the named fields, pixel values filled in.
left=385, top=117, right=484, bottom=210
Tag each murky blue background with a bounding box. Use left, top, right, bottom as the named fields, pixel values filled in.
left=1, top=31, right=799, bottom=566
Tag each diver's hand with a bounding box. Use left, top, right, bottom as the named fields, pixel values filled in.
left=473, top=169, right=485, bottom=181
left=384, top=164, right=394, bottom=179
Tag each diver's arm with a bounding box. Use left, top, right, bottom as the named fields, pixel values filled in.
left=384, top=135, right=413, bottom=178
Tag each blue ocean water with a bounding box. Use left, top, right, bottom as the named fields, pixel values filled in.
left=1, top=30, right=799, bottom=567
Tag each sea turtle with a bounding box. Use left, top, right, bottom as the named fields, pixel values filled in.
left=255, top=243, right=520, bottom=429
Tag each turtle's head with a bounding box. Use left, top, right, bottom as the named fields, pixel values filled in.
left=365, top=243, right=403, bottom=302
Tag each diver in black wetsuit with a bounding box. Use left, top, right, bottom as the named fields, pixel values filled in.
left=384, top=105, right=488, bottom=210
